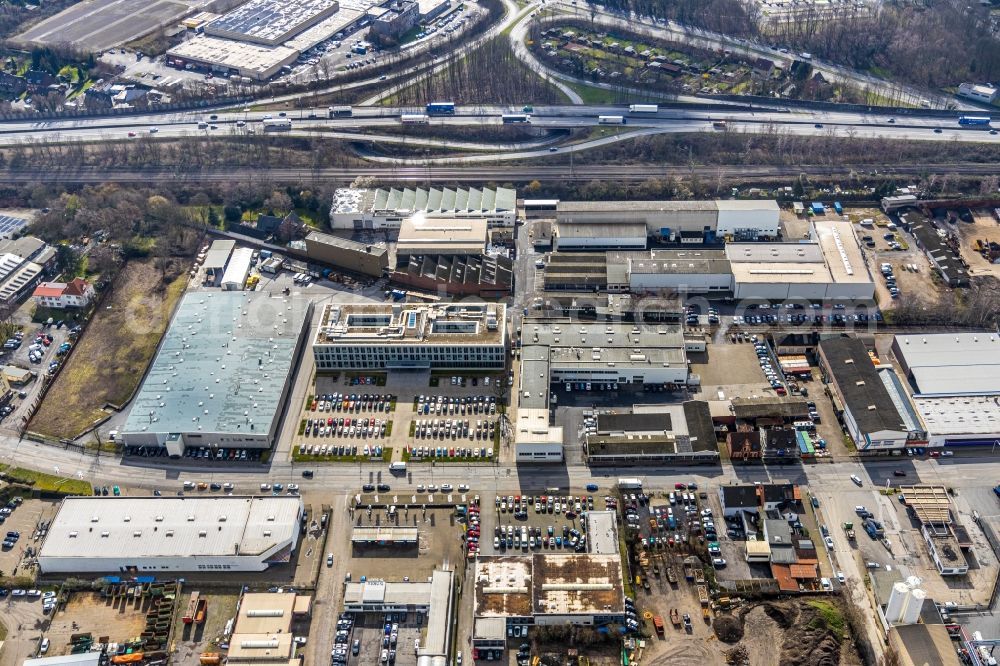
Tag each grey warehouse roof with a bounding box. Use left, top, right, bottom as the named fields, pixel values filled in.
left=40, top=496, right=302, bottom=560
left=609, top=249, right=731, bottom=275
left=122, top=291, right=310, bottom=437
left=894, top=333, right=1000, bottom=396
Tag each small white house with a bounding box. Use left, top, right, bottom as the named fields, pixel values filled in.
left=31, top=278, right=95, bottom=309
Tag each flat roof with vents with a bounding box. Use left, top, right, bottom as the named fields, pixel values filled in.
left=121, top=291, right=311, bottom=441
left=893, top=333, right=1000, bottom=396
left=38, top=496, right=302, bottom=571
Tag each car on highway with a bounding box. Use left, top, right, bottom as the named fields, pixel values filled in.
left=148, top=127, right=158, bottom=134
left=934, top=127, right=943, bottom=133
left=127, top=132, right=136, bottom=137
left=814, top=123, right=823, bottom=128
left=548, top=147, right=557, bottom=152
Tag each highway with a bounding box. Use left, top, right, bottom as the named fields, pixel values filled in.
left=3, top=104, right=1000, bottom=165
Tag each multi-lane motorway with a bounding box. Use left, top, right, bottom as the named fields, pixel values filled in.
left=3, top=104, right=998, bottom=165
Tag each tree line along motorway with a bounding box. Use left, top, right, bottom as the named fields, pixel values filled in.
left=0, top=163, right=996, bottom=184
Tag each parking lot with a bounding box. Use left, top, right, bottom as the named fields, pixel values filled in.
left=295, top=390, right=397, bottom=462
left=0, top=497, right=58, bottom=578
left=2, top=316, right=75, bottom=430
left=476, top=492, right=602, bottom=556
left=346, top=614, right=421, bottom=666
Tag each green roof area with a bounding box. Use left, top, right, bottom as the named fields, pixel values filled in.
left=373, top=187, right=516, bottom=214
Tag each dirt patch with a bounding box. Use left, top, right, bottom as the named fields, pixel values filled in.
left=712, top=613, right=743, bottom=643
left=954, top=210, right=1000, bottom=280
left=29, top=260, right=188, bottom=439
left=723, top=600, right=847, bottom=666
left=46, top=590, right=158, bottom=656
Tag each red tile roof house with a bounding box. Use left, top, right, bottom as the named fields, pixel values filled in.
left=32, top=278, right=95, bottom=309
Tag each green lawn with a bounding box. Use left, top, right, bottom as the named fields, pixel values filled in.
left=5, top=467, right=92, bottom=495
left=563, top=79, right=621, bottom=104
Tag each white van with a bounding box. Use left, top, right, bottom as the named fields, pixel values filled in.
left=850, top=474, right=862, bottom=486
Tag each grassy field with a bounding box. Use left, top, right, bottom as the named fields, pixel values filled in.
left=29, top=261, right=188, bottom=440
left=4, top=467, right=92, bottom=495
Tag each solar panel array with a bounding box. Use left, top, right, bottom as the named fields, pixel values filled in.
left=0, top=215, right=27, bottom=237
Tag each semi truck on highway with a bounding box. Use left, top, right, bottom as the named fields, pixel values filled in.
left=401, top=114, right=430, bottom=124
left=426, top=102, right=456, bottom=115
left=501, top=114, right=531, bottom=123
left=628, top=104, right=658, bottom=113
left=329, top=106, right=353, bottom=118
left=959, top=115, right=991, bottom=126
left=262, top=118, right=292, bottom=131
left=598, top=115, right=626, bottom=124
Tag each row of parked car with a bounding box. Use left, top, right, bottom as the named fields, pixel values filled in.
left=416, top=394, right=497, bottom=416
left=413, top=417, right=496, bottom=441
left=405, top=445, right=493, bottom=460
left=0, top=496, right=22, bottom=524
left=305, top=416, right=388, bottom=438
left=313, top=392, right=394, bottom=414
left=754, top=337, right=786, bottom=395
left=880, top=263, right=901, bottom=299
left=332, top=613, right=358, bottom=664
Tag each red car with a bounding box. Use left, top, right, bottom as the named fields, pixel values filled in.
left=929, top=450, right=941, bottom=458
left=674, top=483, right=687, bottom=490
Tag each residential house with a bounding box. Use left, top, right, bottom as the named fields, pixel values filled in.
left=720, top=485, right=759, bottom=519
left=32, top=278, right=95, bottom=309
left=24, top=70, right=56, bottom=89
left=0, top=71, right=27, bottom=96
left=727, top=430, right=762, bottom=462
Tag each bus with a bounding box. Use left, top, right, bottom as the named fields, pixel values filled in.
left=598, top=115, right=626, bottom=125
left=426, top=102, right=456, bottom=115
left=501, top=114, right=531, bottom=123
left=958, top=115, right=991, bottom=126
left=329, top=106, right=353, bottom=118
left=400, top=113, right=429, bottom=124
left=262, top=118, right=292, bottom=131
left=628, top=104, right=658, bottom=113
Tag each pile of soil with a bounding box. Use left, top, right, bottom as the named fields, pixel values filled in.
left=716, top=600, right=848, bottom=666
left=712, top=613, right=744, bottom=643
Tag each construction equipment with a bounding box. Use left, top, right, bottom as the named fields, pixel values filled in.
left=697, top=585, right=710, bottom=606
left=666, top=565, right=677, bottom=584
left=200, top=655, right=221, bottom=666
left=182, top=592, right=200, bottom=624
left=670, top=608, right=680, bottom=627
left=194, top=599, right=207, bottom=625
left=653, top=616, right=665, bottom=637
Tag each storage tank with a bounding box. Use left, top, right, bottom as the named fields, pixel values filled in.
left=901, top=589, right=926, bottom=625
left=885, top=582, right=910, bottom=623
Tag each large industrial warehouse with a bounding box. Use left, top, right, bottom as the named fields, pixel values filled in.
left=891, top=333, right=1000, bottom=447
left=818, top=336, right=924, bottom=451
left=728, top=220, right=874, bottom=301
left=553, top=198, right=780, bottom=247
left=329, top=186, right=518, bottom=230
left=38, top=496, right=303, bottom=573
left=120, top=291, right=313, bottom=456
left=512, top=317, right=694, bottom=462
